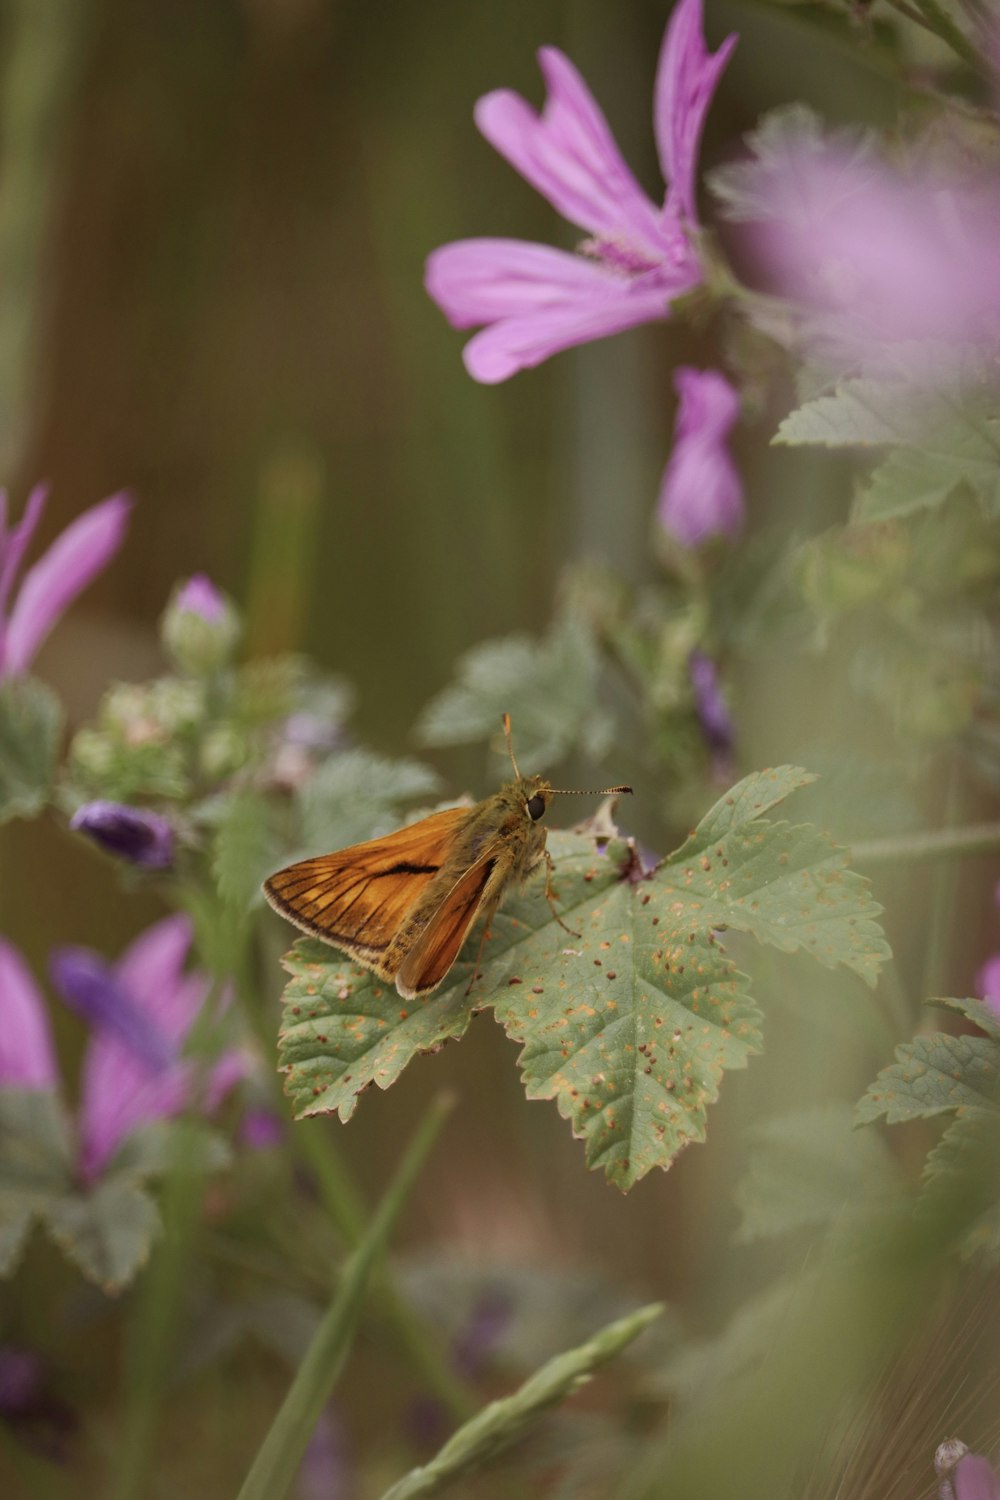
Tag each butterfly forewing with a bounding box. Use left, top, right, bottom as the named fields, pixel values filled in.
left=263, top=806, right=469, bottom=975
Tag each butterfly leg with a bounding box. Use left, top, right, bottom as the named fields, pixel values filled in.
left=464, top=922, right=493, bottom=996
left=543, top=849, right=581, bottom=938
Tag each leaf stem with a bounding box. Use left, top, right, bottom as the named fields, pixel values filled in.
left=850, top=822, right=1000, bottom=866
left=236, top=1091, right=454, bottom=1500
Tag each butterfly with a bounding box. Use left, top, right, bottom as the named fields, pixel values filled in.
left=263, top=714, right=631, bottom=998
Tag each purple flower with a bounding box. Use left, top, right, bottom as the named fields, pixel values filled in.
left=733, top=129, right=1000, bottom=374
left=659, top=367, right=743, bottom=546
left=0, top=917, right=245, bottom=1180
left=0, top=939, right=57, bottom=1089
left=239, top=1108, right=284, bottom=1150
left=689, top=650, right=735, bottom=753
left=425, top=0, right=736, bottom=383
left=69, top=801, right=174, bottom=870
left=0, top=1348, right=42, bottom=1414
left=975, top=883, right=1000, bottom=1023
left=0, top=486, right=130, bottom=680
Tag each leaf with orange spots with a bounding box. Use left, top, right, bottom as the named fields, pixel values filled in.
left=276, top=830, right=627, bottom=1121
left=276, top=768, right=890, bottom=1190
left=663, top=766, right=889, bottom=986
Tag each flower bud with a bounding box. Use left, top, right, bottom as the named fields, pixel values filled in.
left=161, top=574, right=240, bottom=675
left=70, top=800, right=174, bottom=870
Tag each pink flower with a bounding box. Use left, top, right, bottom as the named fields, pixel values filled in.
left=659, top=366, right=743, bottom=545
left=0, top=486, right=130, bottom=679
left=0, top=939, right=58, bottom=1089
left=729, top=124, right=1000, bottom=373
left=955, top=1453, right=1000, bottom=1500
left=425, top=0, right=736, bottom=383
left=0, top=917, right=245, bottom=1181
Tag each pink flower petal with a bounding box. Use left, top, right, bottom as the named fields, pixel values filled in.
left=0, top=938, right=58, bottom=1089
left=475, top=47, right=665, bottom=261
left=462, top=278, right=676, bottom=383
left=655, top=0, right=737, bottom=225
left=0, top=485, right=47, bottom=624
left=116, top=913, right=201, bottom=1042
left=2, top=491, right=131, bottom=678
left=426, top=237, right=646, bottom=328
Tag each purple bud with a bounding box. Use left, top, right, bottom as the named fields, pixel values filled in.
left=239, top=1108, right=284, bottom=1151
left=70, top=801, right=174, bottom=870
left=296, top=1407, right=352, bottom=1500
left=161, top=575, right=240, bottom=674
left=0, top=1348, right=42, bottom=1414
left=174, top=574, right=225, bottom=623
left=452, top=1288, right=513, bottom=1381
left=977, top=954, right=1000, bottom=1023
left=659, top=368, right=743, bottom=548
left=689, top=650, right=735, bottom=755
left=49, top=948, right=174, bottom=1072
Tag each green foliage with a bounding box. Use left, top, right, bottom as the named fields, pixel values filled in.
left=0, top=1090, right=160, bottom=1292
left=277, top=767, right=889, bottom=1190
left=415, top=614, right=615, bottom=770
left=379, top=1302, right=664, bottom=1500
left=734, top=1103, right=900, bottom=1243
left=776, top=379, right=932, bottom=449
left=857, top=996, right=1000, bottom=1261
left=295, top=748, right=441, bottom=854
left=0, top=675, right=63, bottom=823
left=211, top=788, right=284, bottom=912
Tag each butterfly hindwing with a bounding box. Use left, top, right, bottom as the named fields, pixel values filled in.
left=395, top=853, right=500, bottom=998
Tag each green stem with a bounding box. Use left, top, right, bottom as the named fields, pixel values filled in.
left=850, top=822, right=1000, bottom=866
left=236, top=1091, right=454, bottom=1500
left=112, top=1122, right=210, bottom=1500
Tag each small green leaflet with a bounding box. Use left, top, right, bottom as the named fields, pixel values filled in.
left=276, top=767, right=890, bottom=1190
left=0, top=676, right=63, bottom=824
left=0, top=1090, right=160, bottom=1292
left=856, top=996, right=1000, bottom=1262
left=414, top=614, right=615, bottom=771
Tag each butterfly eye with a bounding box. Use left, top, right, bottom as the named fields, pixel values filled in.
left=526, top=793, right=546, bottom=822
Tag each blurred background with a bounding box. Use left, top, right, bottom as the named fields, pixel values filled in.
left=1, top=1, right=996, bottom=1495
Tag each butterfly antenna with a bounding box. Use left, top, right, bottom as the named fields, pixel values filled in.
left=501, top=712, right=522, bottom=779
left=549, top=785, right=633, bottom=797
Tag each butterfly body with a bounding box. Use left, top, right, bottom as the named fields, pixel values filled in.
left=264, top=773, right=553, bottom=999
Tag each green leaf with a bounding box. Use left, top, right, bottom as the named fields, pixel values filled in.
left=857, top=998, right=1000, bottom=1262
left=775, top=379, right=936, bottom=449
left=278, top=768, right=889, bottom=1190
left=295, top=749, right=441, bottom=854
left=0, top=1089, right=73, bottom=1273
left=663, top=767, right=889, bottom=986
left=278, top=941, right=480, bottom=1123
left=0, top=1090, right=180, bottom=1291
left=853, top=422, right=1000, bottom=523
left=212, top=788, right=284, bottom=911
left=378, top=1303, right=664, bottom=1500
left=734, top=1103, right=899, bottom=1243
left=0, top=676, right=63, bottom=823
left=415, top=615, right=614, bottom=770
left=41, top=1176, right=161, bottom=1293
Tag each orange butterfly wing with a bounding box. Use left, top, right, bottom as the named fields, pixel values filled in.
left=395, top=854, right=500, bottom=999
left=263, top=806, right=469, bottom=978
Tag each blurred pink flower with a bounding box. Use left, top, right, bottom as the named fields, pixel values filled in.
left=0, top=486, right=130, bottom=679
left=659, top=366, right=743, bottom=545
left=426, top=0, right=736, bottom=382
left=69, top=801, right=175, bottom=870
left=0, top=917, right=245, bottom=1181
left=0, top=939, right=58, bottom=1089
left=735, top=130, right=1000, bottom=370
left=955, top=1453, right=1000, bottom=1500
